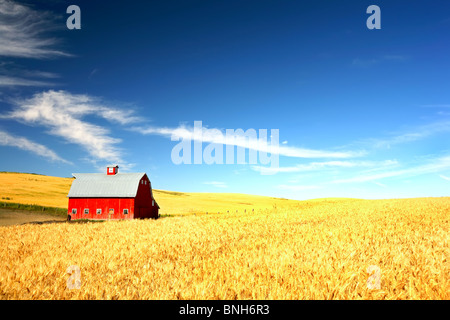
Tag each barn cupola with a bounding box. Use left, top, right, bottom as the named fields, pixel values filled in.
left=107, top=165, right=119, bottom=175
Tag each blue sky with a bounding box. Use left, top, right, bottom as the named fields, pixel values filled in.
left=0, top=0, right=449, bottom=200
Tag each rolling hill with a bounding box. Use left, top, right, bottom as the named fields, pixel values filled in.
left=0, top=172, right=304, bottom=217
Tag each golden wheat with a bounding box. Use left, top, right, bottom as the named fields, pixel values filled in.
left=0, top=172, right=302, bottom=216
left=0, top=197, right=448, bottom=300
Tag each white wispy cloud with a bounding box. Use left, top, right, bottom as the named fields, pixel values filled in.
left=0, top=62, right=61, bottom=79
left=135, top=123, right=362, bottom=159
left=203, top=181, right=228, bottom=188
left=352, top=120, right=450, bottom=149
left=352, top=54, right=408, bottom=67
left=21, top=70, right=60, bottom=79
left=0, top=0, right=71, bottom=59
left=0, top=75, right=56, bottom=87
left=252, top=159, right=398, bottom=174
left=372, top=181, right=387, bottom=188
left=276, top=184, right=320, bottom=191
left=0, top=130, right=71, bottom=164
left=352, top=58, right=378, bottom=67
left=421, top=104, right=450, bottom=108
left=2, top=90, right=141, bottom=167
left=419, top=104, right=450, bottom=116
left=331, top=155, right=450, bottom=184
left=439, top=174, right=450, bottom=182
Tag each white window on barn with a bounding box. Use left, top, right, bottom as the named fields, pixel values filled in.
left=152, top=200, right=154, bottom=207
left=71, top=208, right=77, bottom=214
left=84, top=208, right=89, bottom=214
left=109, top=208, right=114, bottom=215
left=96, top=208, right=102, bottom=215
left=108, top=167, right=114, bottom=173
left=123, top=209, right=129, bottom=214
left=144, top=180, right=147, bottom=185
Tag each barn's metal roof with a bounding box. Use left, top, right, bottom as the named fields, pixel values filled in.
left=67, top=172, right=146, bottom=198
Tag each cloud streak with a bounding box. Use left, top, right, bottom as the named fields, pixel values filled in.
left=348, top=120, right=450, bottom=150
left=0, top=75, right=56, bottom=87
left=0, top=130, right=71, bottom=164
left=252, top=159, right=398, bottom=174
left=352, top=55, right=409, bottom=67
left=276, top=184, right=320, bottom=191
left=204, top=181, right=228, bottom=188
left=135, top=123, right=362, bottom=160
left=331, top=155, right=450, bottom=184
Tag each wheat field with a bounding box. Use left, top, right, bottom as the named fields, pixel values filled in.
left=1, top=197, right=448, bottom=300
left=0, top=172, right=302, bottom=216
left=0, top=172, right=73, bottom=208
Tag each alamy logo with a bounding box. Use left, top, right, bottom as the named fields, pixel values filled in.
left=367, top=5, right=381, bottom=30
left=66, top=5, right=81, bottom=30
left=170, top=121, right=279, bottom=175
left=66, top=265, right=81, bottom=289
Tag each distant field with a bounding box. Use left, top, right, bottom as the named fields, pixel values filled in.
left=0, top=172, right=305, bottom=217
left=0, top=172, right=73, bottom=209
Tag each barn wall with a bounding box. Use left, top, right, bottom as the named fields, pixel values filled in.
left=68, top=198, right=135, bottom=220
left=135, top=174, right=159, bottom=219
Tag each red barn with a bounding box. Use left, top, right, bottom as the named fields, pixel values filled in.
left=67, top=165, right=159, bottom=220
